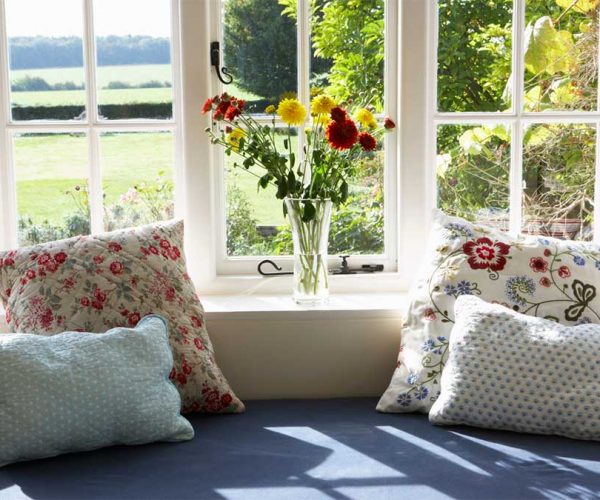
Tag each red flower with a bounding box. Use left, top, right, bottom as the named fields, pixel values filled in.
left=94, top=289, right=107, bottom=302
left=539, top=277, right=551, bottom=287
left=179, top=325, right=189, bottom=336
left=4, top=257, right=14, bottom=267
left=221, top=394, right=233, bottom=407
left=93, top=255, right=105, bottom=265
left=462, top=237, right=510, bottom=272
left=194, top=337, right=205, bottom=350
left=558, top=265, right=571, bottom=278
left=54, top=252, right=67, bottom=264
left=159, top=239, right=171, bottom=249
left=45, top=261, right=58, bottom=273
left=529, top=257, right=549, bottom=273
left=26, top=269, right=36, bottom=279
left=358, top=132, right=377, bottom=151
left=91, top=300, right=103, bottom=310
left=165, top=287, right=176, bottom=301
left=38, top=253, right=51, bottom=265
left=110, top=261, right=124, bottom=275
left=383, top=117, right=396, bottom=129
left=202, top=97, right=213, bottom=114
left=128, top=312, right=141, bottom=326
left=237, top=99, right=246, bottom=111
left=149, top=246, right=159, bottom=255
left=330, top=106, right=347, bottom=123
left=224, top=105, right=241, bottom=121
left=326, top=119, right=358, bottom=150
left=177, top=373, right=188, bottom=385
left=182, top=360, right=192, bottom=375
left=544, top=248, right=552, bottom=257
left=168, top=247, right=181, bottom=260
left=191, top=316, right=203, bottom=328
left=424, top=307, right=436, bottom=321
left=80, top=297, right=90, bottom=307
left=108, top=242, right=122, bottom=252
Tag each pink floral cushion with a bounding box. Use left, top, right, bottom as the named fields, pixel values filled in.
left=377, top=210, right=600, bottom=414
left=0, top=220, right=244, bottom=414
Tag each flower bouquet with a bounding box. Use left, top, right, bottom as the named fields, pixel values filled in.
left=202, top=92, right=395, bottom=304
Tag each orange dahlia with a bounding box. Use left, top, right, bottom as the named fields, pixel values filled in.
left=202, top=98, right=213, bottom=114
left=326, top=119, right=358, bottom=150
left=330, top=106, right=347, bottom=123
left=358, top=132, right=377, bottom=151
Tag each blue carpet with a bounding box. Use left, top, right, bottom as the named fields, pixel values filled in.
left=1, top=398, right=599, bottom=499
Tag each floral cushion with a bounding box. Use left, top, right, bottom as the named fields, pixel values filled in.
left=377, top=210, right=600, bottom=414
left=0, top=221, right=244, bottom=414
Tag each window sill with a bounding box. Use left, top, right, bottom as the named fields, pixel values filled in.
left=202, top=291, right=409, bottom=322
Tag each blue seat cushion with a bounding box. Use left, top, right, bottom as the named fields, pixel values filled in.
left=1, top=398, right=599, bottom=499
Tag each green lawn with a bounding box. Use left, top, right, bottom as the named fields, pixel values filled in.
left=14, top=131, right=289, bottom=227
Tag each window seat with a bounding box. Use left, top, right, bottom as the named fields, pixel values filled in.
left=1, top=398, right=597, bottom=499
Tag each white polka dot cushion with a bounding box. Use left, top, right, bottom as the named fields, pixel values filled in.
left=429, top=295, right=600, bottom=441
left=378, top=210, right=600, bottom=414
left=0, top=220, right=243, bottom=413
left=0, top=315, right=194, bottom=467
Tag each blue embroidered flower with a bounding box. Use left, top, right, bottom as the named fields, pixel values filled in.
left=421, top=339, right=436, bottom=352
left=505, top=276, right=535, bottom=307
left=397, top=393, right=412, bottom=407
left=576, top=317, right=592, bottom=325
left=596, top=260, right=600, bottom=271
left=444, top=284, right=457, bottom=296
left=573, top=255, right=585, bottom=266
left=414, top=386, right=429, bottom=400
left=444, top=222, right=474, bottom=240
left=407, top=373, right=419, bottom=385
left=456, top=280, right=473, bottom=295
left=437, top=336, right=447, bottom=343
left=538, top=238, right=551, bottom=246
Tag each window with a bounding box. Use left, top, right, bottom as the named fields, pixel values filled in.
left=432, top=0, right=599, bottom=241
left=211, top=0, right=399, bottom=274
left=0, top=0, right=181, bottom=248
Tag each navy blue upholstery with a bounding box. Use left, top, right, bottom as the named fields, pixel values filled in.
left=1, top=398, right=599, bottom=499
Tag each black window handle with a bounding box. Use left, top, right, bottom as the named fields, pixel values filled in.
left=210, top=41, right=233, bottom=85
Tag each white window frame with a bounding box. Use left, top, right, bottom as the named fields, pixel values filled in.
left=0, top=0, right=184, bottom=249
left=206, top=0, right=401, bottom=277
left=426, top=0, right=600, bottom=243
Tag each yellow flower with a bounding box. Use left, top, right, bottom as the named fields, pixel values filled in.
left=354, top=108, right=377, bottom=129
left=265, top=104, right=276, bottom=114
left=226, top=128, right=245, bottom=152
left=313, top=113, right=331, bottom=127
left=310, top=86, right=324, bottom=97
left=277, top=98, right=307, bottom=126
left=311, top=94, right=336, bottom=116
left=280, top=90, right=298, bottom=101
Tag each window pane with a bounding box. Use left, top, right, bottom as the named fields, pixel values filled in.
left=437, top=124, right=511, bottom=227
left=94, top=0, right=173, bottom=120
left=100, top=132, right=174, bottom=231
left=14, top=133, right=90, bottom=245
left=524, top=0, right=597, bottom=112
left=6, top=0, right=86, bottom=121
left=223, top=0, right=297, bottom=114
left=226, top=128, right=297, bottom=257
left=437, top=0, right=513, bottom=112
left=522, top=124, right=595, bottom=240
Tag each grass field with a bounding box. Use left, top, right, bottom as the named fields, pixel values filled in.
left=14, top=132, right=287, bottom=227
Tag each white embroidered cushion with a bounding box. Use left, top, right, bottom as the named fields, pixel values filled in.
left=378, top=210, right=600, bottom=414
left=429, top=295, right=600, bottom=441
left=0, top=220, right=244, bottom=414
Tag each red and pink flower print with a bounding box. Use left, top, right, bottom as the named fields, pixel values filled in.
left=558, top=266, right=571, bottom=278
left=109, top=261, right=124, bottom=275
left=463, top=237, right=510, bottom=272
left=529, top=257, right=549, bottom=273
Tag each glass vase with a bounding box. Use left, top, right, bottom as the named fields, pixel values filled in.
left=284, top=198, right=332, bottom=306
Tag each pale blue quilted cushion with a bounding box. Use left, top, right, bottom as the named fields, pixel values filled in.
left=0, top=315, right=194, bottom=467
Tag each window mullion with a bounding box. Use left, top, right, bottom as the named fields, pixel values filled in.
left=593, top=15, right=600, bottom=243
left=509, top=0, right=525, bottom=235
left=297, top=0, right=310, bottom=165
left=0, top=0, right=17, bottom=248
left=82, top=0, right=103, bottom=233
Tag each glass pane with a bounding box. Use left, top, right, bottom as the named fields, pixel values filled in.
left=100, top=132, right=174, bottom=231
left=437, top=124, right=511, bottom=227
left=14, top=133, right=90, bottom=245
left=226, top=128, right=296, bottom=256
left=94, top=0, right=173, bottom=120
left=310, top=0, right=384, bottom=112
left=522, top=124, right=595, bottom=240
left=223, top=0, right=297, bottom=114
left=524, top=0, right=597, bottom=112
left=437, top=0, right=513, bottom=112
left=6, top=0, right=86, bottom=121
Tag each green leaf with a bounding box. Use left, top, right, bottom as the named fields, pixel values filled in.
left=556, top=0, right=599, bottom=13
left=301, top=200, right=316, bottom=222
left=524, top=17, right=576, bottom=76
left=287, top=170, right=296, bottom=191
left=341, top=180, right=349, bottom=202
left=276, top=181, right=288, bottom=199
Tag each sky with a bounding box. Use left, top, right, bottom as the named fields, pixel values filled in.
left=5, top=0, right=171, bottom=37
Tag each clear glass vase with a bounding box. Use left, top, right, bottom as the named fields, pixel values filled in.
left=284, top=198, right=332, bottom=306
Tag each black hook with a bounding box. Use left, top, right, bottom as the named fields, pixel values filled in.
left=258, top=259, right=293, bottom=276
left=210, top=41, right=233, bottom=85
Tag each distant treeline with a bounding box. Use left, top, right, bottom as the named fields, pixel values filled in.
left=9, top=36, right=171, bottom=70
